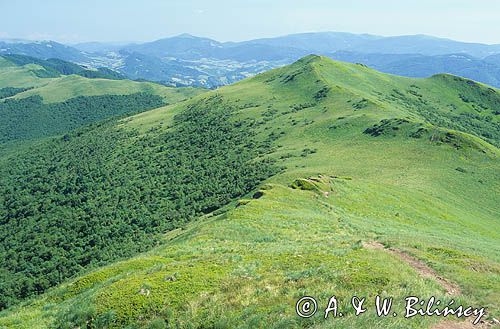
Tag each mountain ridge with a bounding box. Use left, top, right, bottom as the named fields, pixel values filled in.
left=3, top=32, right=500, bottom=88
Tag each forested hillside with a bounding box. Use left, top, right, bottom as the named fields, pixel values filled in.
left=0, top=93, right=164, bottom=143
left=0, top=95, right=279, bottom=309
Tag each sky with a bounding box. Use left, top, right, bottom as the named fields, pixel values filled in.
left=1, top=0, right=499, bottom=44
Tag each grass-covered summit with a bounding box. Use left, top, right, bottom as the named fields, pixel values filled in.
left=0, top=55, right=498, bottom=328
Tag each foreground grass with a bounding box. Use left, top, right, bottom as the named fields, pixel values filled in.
left=2, top=131, right=497, bottom=328
left=2, top=175, right=496, bottom=328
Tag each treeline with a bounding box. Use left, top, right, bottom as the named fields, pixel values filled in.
left=0, top=95, right=279, bottom=309
left=0, top=93, right=165, bottom=143
left=0, top=87, right=31, bottom=99
left=1, top=54, right=126, bottom=80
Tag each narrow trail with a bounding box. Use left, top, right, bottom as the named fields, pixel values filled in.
left=364, top=241, right=499, bottom=329
left=363, top=241, right=461, bottom=295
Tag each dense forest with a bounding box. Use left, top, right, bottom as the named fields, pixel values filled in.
left=0, top=95, right=279, bottom=309
left=0, top=93, right=165, bottom=143
left=0, top=87, right=31, bottom=100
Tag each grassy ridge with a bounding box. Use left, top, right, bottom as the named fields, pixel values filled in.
left=0, top=57, right=203, bottom=104
left=7, top=75, right=201, bottom=104
left=0, top=56, right=498, bottom=328
left=1, top=54, right=126, bottom=80
left=0, top=56, right=205, bottom=152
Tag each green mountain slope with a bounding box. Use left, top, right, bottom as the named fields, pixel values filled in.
left=0, top=57, right=204, bottom=147
left=0, top=56, right=202, bottom=104
left=0, top=56, right=498, bottom=328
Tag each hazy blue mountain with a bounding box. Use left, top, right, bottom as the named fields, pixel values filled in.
left=117, top=51, right=286, bottom=88
left=123, top=34, right=223, bottom=59
left=212, top=43, right=308, bottom=61
left=241, top=33, right=500, bottom=58
left=329, top=51, right=500, bottom=87
left=0, top=40, right=87, bottom=62
left=378, top=53, right=500, bottom=86
left=2, top=32, right=500, bottom=88
left=117, top=51, right=207, bottom=86
left=349, top=35, right=500, bottom=58
left=123, top=34, right=307, bottom=62
left=73, top=42, right=130, bottom=54
left=328, top=51, right=422, bottom=67
left=485, top=53, right=500, bottom=66
left=93, top=33, right=500, bottom=88
left=240, top=32, right=382, bottom=53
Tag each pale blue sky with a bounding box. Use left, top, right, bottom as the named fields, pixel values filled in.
left=1, top=0, right=499, bottom=44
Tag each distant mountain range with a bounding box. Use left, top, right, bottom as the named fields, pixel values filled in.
left=329, top=51, right=500, bottom=88
left=2, top=32, right=500, bottom=88
left=0, top=40, right=87, bottom=62
left=245, top=32, right=500, bottom=57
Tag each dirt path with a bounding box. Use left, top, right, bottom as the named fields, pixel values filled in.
left=364, top=242, right=500, bottom=328
left=363, top=241, right=461, bottom=295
